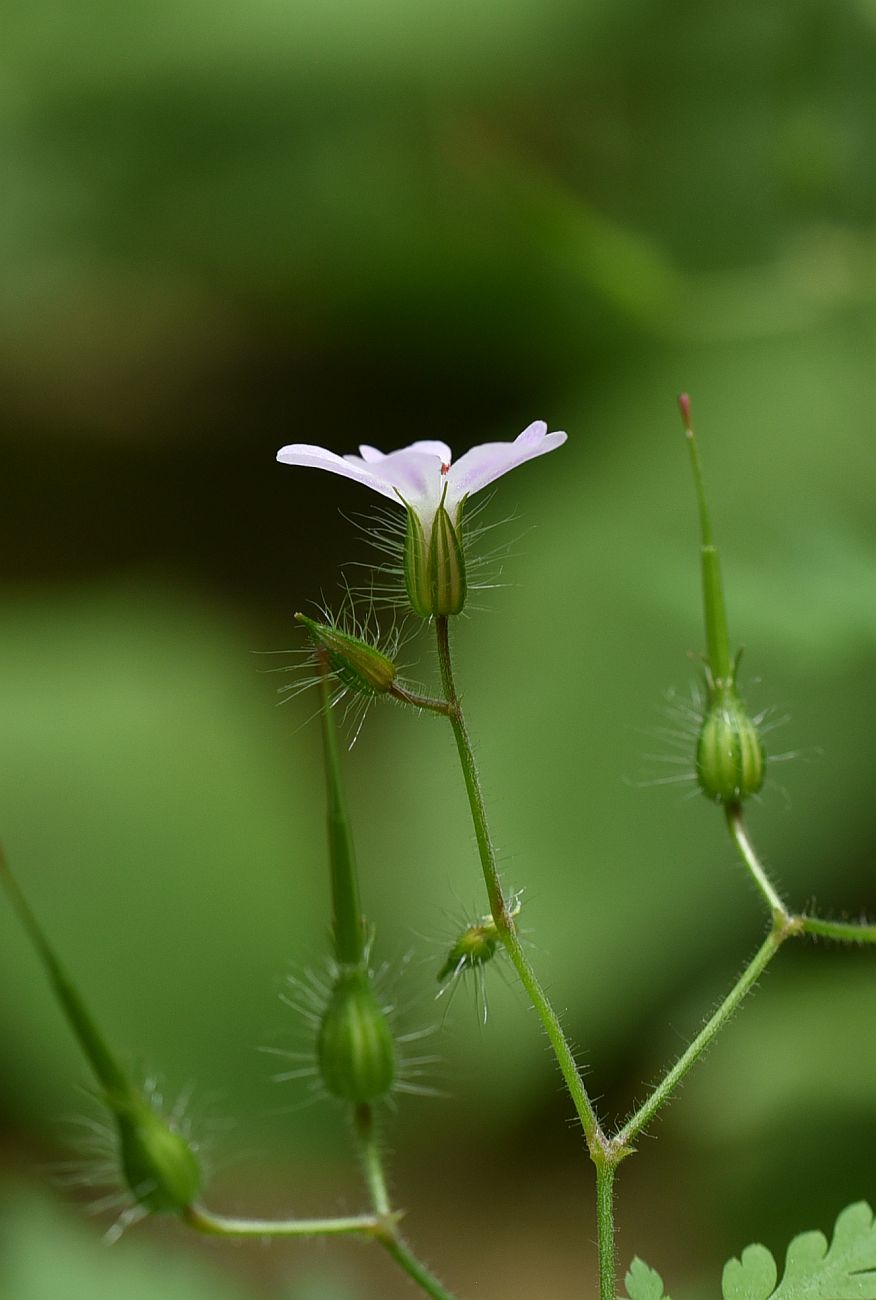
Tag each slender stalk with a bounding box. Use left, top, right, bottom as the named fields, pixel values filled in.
left=378, top=1236, right=460, bottom=1300
left=354, top=1103, right=391, bottom=1216
left=316, top=654, right=365, bottom=966
left=617, top=921, right=795, bottom=1147
left=725, top=804, right=789, bottom=922
left=802, top=915, right=876, bottom=943
left=595, top=1161, right=617, bottom=1300
left=354, top=1103, right=460, bottom=1300
left=0, top=846, right=131, bottom=1101
left=183, top=1204, right=384, bottom=1238
left=388, top=682, right=452, bottom=715
left=679, top=394, right=732, bottom=685
left=433, top=617, right=603, bottom=1152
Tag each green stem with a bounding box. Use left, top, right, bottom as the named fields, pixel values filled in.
left=378, top=1236, right=460, bottom=1300
left=596, top=1161, right=617, bottom=1300
left=183, top=1204, right=384, bottom=1239
left=388, top=682, right=452, bottom=715
left=725, top=804, right=789, bottom=922
left=354, top=1103, right=391, bottom=1216
left=433, top=617, right=603, bottom=1152
left=317, top=654, right=365, bottom=966
left=617, top=921, right=795, bottom=1147
left=802, top=915, right=876, bottom=943
left=0, top=846, right=132, bottom=1101
left=680, top=396, right=732, bottom=685
left=354, top=1103, right=460, bottom=1300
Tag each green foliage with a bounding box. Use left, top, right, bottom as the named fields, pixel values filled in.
left=625, top=1255, right=672, bottom=1300
left=723, top=1202, right=876, bottom=1300
left=627, top=1203, right=876, bottom=1300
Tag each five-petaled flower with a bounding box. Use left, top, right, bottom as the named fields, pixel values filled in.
left=277, top=421, right=567, bottom=617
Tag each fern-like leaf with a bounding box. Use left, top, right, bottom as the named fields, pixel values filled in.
left=625, top=1255, right=672, bottom=1300
left=722, top=1202, right=876, bottom=1300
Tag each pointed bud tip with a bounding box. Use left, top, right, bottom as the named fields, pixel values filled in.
left=677, top=392, right=693, bottom=434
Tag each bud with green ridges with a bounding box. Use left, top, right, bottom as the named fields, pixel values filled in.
left=679, top=394, right=766, bottom=805
left=402, top=485, right=467, bottom=618
left=317, top=968, right=397, bottom=1103
left=696, top=683, right=765, bottom=804
left=296, top=613, right=397, bottom=696
left=0, top=848, right=201, bottom=1214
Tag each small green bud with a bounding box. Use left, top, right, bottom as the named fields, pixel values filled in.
left=296, top=614, right=396, bottom=695
left=437, top=915, right=500, bottom=983
left=696, top=685, right=765, bottom=804
left=402, top=488, right=467, bottom=618
left=116, top=1097, right=201, bottom=1213
left=317, top=969, right=396, bottom=1103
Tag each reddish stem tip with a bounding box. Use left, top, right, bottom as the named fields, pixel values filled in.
left=677, top=392, right=693, bottom=433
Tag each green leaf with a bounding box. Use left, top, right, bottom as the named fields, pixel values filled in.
left=722, top=1202, right=876, bottom=1300
left=625, top=1255, right=672, bottom=1300
left=723, top=1245, right=777, bottom=1300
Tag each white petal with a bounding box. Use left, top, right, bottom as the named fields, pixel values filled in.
left=276, top=444, right=400, bottom=503
left=364, top=448, right=445, bottom=516
left=445, top=424, right=567, bottom=511
left=357, top=445, right=386, bottom=462
left=408, top=440, right=453, bottom=463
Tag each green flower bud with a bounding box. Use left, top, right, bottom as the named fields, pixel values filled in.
left=437, top=914, right=500, bottom=983
left=317, top=969, right=396, bottom=1103
left=402, top=487, right=467, bottom=618
left=116, top=1097, right=201, bottom=1213
left=296, top=614, right=396, bottom=695
left=696, top=686, right=765, bottom=804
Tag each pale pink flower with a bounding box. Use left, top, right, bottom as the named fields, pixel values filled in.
left=276, top=421, right=567, bottom=538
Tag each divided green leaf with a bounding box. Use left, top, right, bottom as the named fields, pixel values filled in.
left=625, top=1255, right=672, bottom=1300
left=722, top=1202, right=876, bottom=1300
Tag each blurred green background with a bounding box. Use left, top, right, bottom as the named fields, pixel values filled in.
left=2, top=1, right=876, bottom=1296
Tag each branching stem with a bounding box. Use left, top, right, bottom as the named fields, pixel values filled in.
left=725, top=803, right=789, bottom=922
left=354, top=1103, right=459, bottom=1300
left=434, top=616, right=603, bottom=1155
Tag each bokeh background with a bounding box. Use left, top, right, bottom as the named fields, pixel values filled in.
left=3, top=2, right=876, bottom=1296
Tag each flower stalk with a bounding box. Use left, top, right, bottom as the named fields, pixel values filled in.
left=316, top=651, right=366, bottom=967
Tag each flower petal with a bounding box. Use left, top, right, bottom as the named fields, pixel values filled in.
left=360, top=448, right=444, bottom=515
left=409, top=440, right=452, bottom=463
left=445, top=422, right=567, bottom=511
left=276, top=444, right=400, bottom=503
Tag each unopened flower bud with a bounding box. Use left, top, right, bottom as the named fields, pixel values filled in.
left=437, top=914, right=500, bottom=983
left=696, top=686, right=765, bottom=804
left=116, top=1097, right=201, bottom=1213
left=403, top=486, right=467, bottom=618
left=317, top=969, right=396, bottom=1103
left=296, top=614, right=396, bottom=695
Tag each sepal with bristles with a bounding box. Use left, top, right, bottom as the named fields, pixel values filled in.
left=295, top=613, right=397, bottom=696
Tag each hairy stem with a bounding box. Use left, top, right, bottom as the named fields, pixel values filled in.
left=595, top=1161, right=617, bottom=1300
left=802, top=915, right=876, bottom=943
left=432, top=619, right=603, bottom=1153
left=617, top=918, right=797, bottom=1147
left=725, top=803, right=789, bottom=922
left=355, top=1103, right=460, bottom=1300
left=183, top=1204, right=384, bottom=1238
left=388, top=682, right=452, bottom=715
